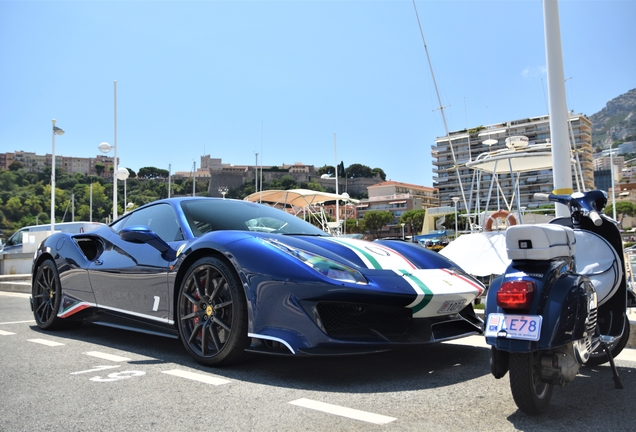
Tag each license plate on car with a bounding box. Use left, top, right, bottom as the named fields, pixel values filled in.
left=437, top=300, right=466, bottom=314
left=484, top=313, right=542, bottom=341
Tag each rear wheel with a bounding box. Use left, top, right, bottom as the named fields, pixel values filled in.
left=177, top=257, right=250, bottom=366
left=32, top=259, right=64, bottom=330
left=586, top=314, right=631, bottom=367
left=509, top=352, right=553, bottom=415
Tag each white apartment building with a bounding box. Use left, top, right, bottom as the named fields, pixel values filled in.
left=431, top=114, right=594, bottom=212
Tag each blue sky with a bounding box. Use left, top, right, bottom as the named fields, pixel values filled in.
left=1, top=0, right=634, bottom=187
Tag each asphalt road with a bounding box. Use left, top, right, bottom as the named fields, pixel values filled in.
left=1, top=291, right=635, bottom=432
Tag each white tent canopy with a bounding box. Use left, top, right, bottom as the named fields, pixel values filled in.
left=465, top=143, right=559, bottom=174
left=439, top=231, right=510, bottom=277
left=244, top=189, right=359, bottom=235
left=244, top=189, right=359, bottom=207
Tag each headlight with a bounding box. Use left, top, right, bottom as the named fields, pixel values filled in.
left=266, top=239, right=367, bottom=284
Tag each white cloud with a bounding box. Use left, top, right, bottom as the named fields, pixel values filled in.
left=521, top=66, right=547, bottom=79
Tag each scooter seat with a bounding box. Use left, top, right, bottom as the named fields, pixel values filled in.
left=505, top=224, right=576, bottom=260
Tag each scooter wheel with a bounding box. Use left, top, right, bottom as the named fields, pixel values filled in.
left=509, top=352, right=553, bottom=415
left=586, top=314, right=631, bottom=367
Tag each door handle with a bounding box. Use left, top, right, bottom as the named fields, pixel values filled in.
left=94, top=259, right=103, bottom=266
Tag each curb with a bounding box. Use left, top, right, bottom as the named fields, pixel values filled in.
left=628, top=316, right=636, bottom=350
left=0, top=275, right=31, bottom=293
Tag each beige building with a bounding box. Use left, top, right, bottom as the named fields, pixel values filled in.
left=0, top=151, right=118, bottom=177
left=356, top=181, right=439, bottom=237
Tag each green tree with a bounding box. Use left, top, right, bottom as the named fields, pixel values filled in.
left=8, top=161, right=23, bottom=171
left=304, top=181, right=325, bottom=192
left=348, top=164, right=373, bottom=178
left=344, top=218, right=365, bottom=234
left=125, top=167, right=137, bottom=178
left=277, top=175, right=298, bottom=190
left=363, top=210, right=394, bottom=238
left=0, top=170, right=17, bottom=192
left=371, top=167, right=386, bottom=180
left=138, top=166, right=169, bottom=179
left=608, top=201, right=636, bottom=227
left=4, top=196, right=23, bottom=220
left=400, top=209, right=426, bottom=237
left=318, top=165, right=335, bottom=176
left=95, top=163, right=106, bottom=177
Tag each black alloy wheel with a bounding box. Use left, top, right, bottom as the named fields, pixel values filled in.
left=509, top=352, right=553, bottom=415
left=32, top=259, right=64, bottom=330
left=177, top=257, right=250, bottom=366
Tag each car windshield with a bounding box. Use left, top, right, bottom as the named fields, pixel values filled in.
left=180, top=199, right=328, bottom=237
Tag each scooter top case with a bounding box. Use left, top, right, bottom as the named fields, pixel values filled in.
left=485, top=224, right=597, bottom=353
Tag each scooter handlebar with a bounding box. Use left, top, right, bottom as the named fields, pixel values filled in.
left=533, top=193, right=550, bottom=201
left=589, top=210, right=603, bottom=226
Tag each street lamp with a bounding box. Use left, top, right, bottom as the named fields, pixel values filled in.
left=451, top=197, right=460, bottom=239
left=51, top=119, right=65, bottom=232
left=98, top=141, right=119, bottom=221
left=218, top=186, right=228, bottom=199
left=98, top=80, right=119, bottom=221
left=117, top=167, right=130, bottom=213
left=609, top=146, right=618, bottom=221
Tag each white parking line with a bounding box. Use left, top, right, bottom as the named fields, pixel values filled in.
left=0, top=320, right=34, bottom=325
left=71, top=365, right=121, bottom=375
left=289, top=398, right=396, bottom=425
left=28, top=338, right=64, bottom=347
left=0, top=330, right=16, bottom=336
left=162, top=369, right=231, bottom=385
left=84, top=351, right=131, bottom=362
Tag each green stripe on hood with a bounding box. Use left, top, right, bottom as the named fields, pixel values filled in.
left=399, top=269, right=433, bottom=313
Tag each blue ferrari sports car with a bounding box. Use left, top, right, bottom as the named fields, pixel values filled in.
left=31, top=197, right=485, bottom=366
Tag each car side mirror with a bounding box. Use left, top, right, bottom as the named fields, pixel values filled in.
left=120, top=226, right=177, bottom=261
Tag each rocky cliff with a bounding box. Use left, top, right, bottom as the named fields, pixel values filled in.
left=590, top=87, right=636, bottom=147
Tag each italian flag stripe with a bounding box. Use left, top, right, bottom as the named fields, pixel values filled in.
left=397, top=269, right=433, bottom=313
left=329, top=238, right=382, bottom=269
left=59, top=302, right=92, bottom=318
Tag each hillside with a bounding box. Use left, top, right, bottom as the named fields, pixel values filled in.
left=590, top=87, right=636, bottom=148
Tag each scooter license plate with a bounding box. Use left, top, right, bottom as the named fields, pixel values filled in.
left=484, top=313, right=542, bottom=341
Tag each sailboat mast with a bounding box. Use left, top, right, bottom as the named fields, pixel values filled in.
left=412, top=0, right=469, bottom=220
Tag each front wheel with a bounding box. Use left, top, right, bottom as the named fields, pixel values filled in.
left=509, top=352, right=553, bottom=415
left=32, top=259, right=64, bottom=330
left=177, top=257, right=250, bottom=367
left=585, top=314, right=631, bottom=367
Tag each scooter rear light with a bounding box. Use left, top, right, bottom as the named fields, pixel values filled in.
left=497, top=280, right=535, bottom=309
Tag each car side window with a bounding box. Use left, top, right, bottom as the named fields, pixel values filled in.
left=119, top=204, right=184, bottom=242
left=6, top=229, right=24, bottom=247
